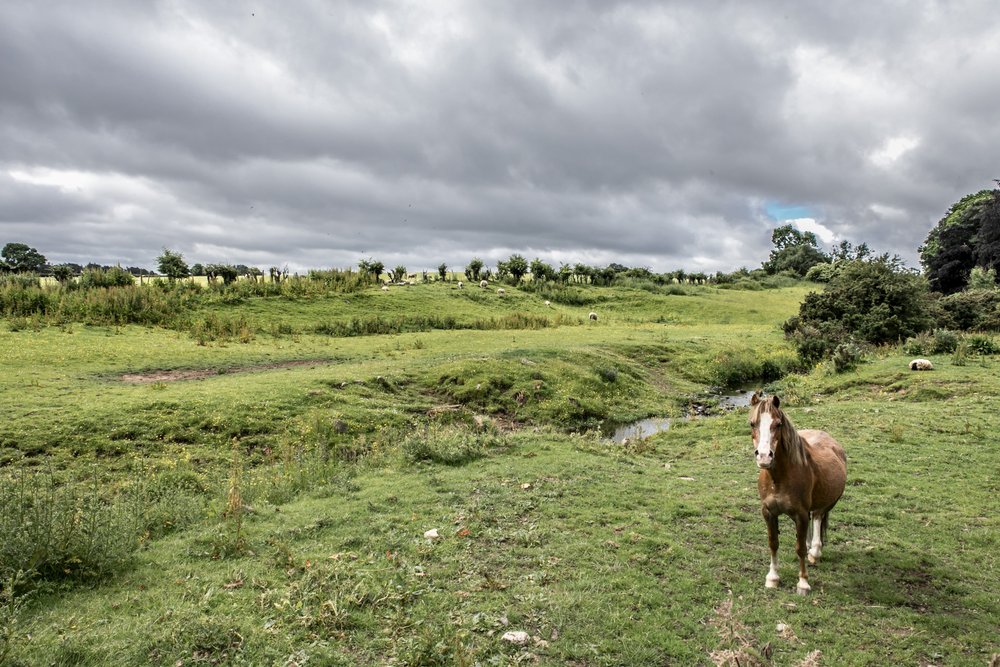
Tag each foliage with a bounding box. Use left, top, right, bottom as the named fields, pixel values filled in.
left=437, top=263, right=447, bottom=281
left=936, top=289, right=1000, bottom=331
left=506, top=253, right=528, bottom=284
left=920, top=188, right=997, bottom=294
left=786, top=255, right=934, bottom=356
left=763, top=224, right=830, bottom=277
left=0, top=472, right=142, bottom=582
left=709, top=346, right=799, bottom=387
left=530, top=257, right=556, bottom=282
left=972, top=188, right=1000, bottom=274
left=358, top=258, right=384, bottom=283
left=205, top=263, right=239, bottom=285
left=966, top=266, right=997, bottom=291
left=1, top=243, right=46, bottom=274
left=390, top=265, right=407, bottom=282
left=465, top=257, right=484, bottom=281
left=965, top=333, right=1000, bottom=355
left=157, top=248, right=190, bottom=281
left=401, top=425, right=505, bottom=465
left=79, top=266, right=135, bottom=288
left=804, top=262, right=837, bottom=282
left=831, top=341, right=864, bottom=373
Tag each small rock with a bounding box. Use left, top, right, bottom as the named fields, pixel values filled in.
left=521, top=483, right=532, bottom=490
left=423, top=529, right=439, bottom=539
left=501, top=631, right=530, bottom=645
left=776, top=623, right=788, bottom=632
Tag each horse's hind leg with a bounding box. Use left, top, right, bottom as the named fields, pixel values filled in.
left=763, top=509, right=780, bottom=589
left=807, top=511, right=824, bottom=564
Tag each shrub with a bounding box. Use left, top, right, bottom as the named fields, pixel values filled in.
left=710, top=346, right=798, bottom=387
left=786, top=255, right=933, bottom=361
left=930, top=328, right=960, bottom=353
left=965, top=334, right=1000, bottom=355
left=903, top=332, right=933, bottom=356
left=937, top=290, right=1000, bottom=330
left=831, top=342, right=864, bottom=373
left=79, top=266, right=135, bottom=288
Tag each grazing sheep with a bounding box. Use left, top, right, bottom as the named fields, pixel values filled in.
left=544, top=300, right=551, bottom=307
left=480, top=280, right=489, bottom=289
left=497, top=288, right=506, bottom=296
left=589, top=311, right=598, bottom=321
left=457, top=281, right=464, bottom=289
left=909, top=358, right=933, bottom=371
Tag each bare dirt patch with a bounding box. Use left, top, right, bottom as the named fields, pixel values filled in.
left=119, top=360, right=331, bottom=384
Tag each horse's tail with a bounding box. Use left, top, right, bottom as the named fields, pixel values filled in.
left=820, top=510, right=830, bottom=544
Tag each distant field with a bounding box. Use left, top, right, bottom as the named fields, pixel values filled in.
left=1, top=281, right=996, bottom=665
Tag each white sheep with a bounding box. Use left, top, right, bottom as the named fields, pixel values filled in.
left=457, top=281, right=464, bottom=289
left=480, top=279, right=489, bottom=289
left=497, top=288, right=506, bottom=296
left=544, top=300, right=551, bottom=307
left=909, top=358, right=933, bottom=371
left=589, top=311, right=598, bottom=321
left=381, top=285, right=390, bottom=292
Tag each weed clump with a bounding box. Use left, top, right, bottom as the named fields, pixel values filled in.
left=402, top=426, right=505, bottom=465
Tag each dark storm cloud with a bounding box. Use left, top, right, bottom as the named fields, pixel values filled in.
left=2, top=1, right=999, bottom=272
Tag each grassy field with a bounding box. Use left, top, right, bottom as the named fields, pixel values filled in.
left=1, top=280, right=997, bottom=665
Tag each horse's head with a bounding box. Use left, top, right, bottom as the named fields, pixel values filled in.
left=749, top=392, right=787, bottom=469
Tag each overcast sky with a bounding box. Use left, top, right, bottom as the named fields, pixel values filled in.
left=2, top=1, right=999, bottom=274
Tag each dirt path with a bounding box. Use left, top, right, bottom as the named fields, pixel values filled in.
left=119, top=359, right=331, bottom=384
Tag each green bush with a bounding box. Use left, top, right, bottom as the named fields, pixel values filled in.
left=903, top=332, right=933, bottom=356
left=831, top=342, right=864, bottom=373
left=710, top=346, right=798, bottom=387
left=79, top=266, right=135, bottom=288
left=786, top=256, right=933, bottom=362
left=930, top=328, right=960, bottom=353
left=937, top=290, right=1000, bottom=331
left=965, top=334, right=1000, bottom=355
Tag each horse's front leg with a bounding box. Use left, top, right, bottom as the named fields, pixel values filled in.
left=794, top=513, right=811, bottom=595
left=763, top=508, right=780, bottom=589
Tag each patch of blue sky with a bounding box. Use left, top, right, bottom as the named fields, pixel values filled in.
left=765, top=202, right=815, bottom=220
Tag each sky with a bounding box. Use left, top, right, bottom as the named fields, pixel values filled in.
left=2, top=1, right=999, bottom=275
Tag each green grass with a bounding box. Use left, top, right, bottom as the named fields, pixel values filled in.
left=1, top=281, right=997, bottom=665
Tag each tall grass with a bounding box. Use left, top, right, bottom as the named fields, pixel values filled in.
left=0, top=472, right=143, bottom=582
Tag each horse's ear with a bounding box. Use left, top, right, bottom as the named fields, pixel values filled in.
left=772, top=395, right=780, bottom=408
left=750, top=391, right=761, bottom=406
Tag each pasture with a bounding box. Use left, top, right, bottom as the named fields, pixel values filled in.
left=1, top=280, right=997, bottom=665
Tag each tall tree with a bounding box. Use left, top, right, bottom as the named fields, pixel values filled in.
left=437, top=263, right=448, bottom=281
left=157, top=248, right=190, bottom=281
left=1, top=243, right=46, bottom=273
left=920, top=189, right=995, bottom=294
left=763, top=224, right=829, bottom=276
left=973, top=188, right=1000, bottom=275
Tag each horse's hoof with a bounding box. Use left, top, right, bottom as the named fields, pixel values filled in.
left=765, top=578, right=780, bottom=589
left=807, top=554, right=818, bottom=565
left=796, top=581, right=811, bottom=595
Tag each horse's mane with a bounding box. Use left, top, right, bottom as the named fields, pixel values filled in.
left=752, top=396, right=806, bottom=468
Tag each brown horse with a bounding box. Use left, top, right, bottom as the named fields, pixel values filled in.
left=749, top=393, right=847, bottom=594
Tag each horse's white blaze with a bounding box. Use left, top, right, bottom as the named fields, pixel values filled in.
left=765, top=553, right=780, bottom=588
left=756, top=411, right=774, bottom=467
left=808, top=515, right=823, bottom=560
